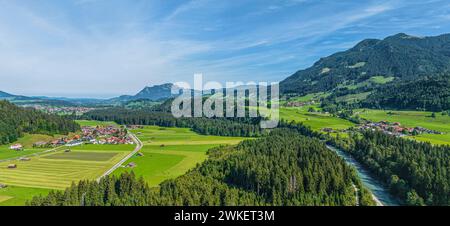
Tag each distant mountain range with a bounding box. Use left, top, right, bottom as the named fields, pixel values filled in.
left=0, top=83, right=195, bottom=106
left=0, top=91, right=79, bottom=106
left=108, top=83, right=182, bottom=103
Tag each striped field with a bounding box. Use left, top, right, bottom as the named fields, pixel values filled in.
left=113, top=126, right=245, bottom=187
left=0, top=144, right=134, bottom=190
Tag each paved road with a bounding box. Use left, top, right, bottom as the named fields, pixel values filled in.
left=96, top=131, right=143, bottom=182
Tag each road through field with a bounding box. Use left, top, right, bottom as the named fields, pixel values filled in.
left=97, top=131, right=143, bottom=181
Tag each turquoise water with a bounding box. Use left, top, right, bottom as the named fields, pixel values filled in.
left=327, top=145, right=401, bottom=206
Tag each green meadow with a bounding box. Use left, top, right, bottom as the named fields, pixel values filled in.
left=0, top=186, right=50, bottom=206
left=0, top=133, right=66, bottom=161
left=113, top=126, right=245, bottom=187
left=76, top=120, right=119, bottom=127
left=280, top=107, right=355, bottom=131
left=356, top=109, right=450, bottom=145
left=0, top=143, right=134, bottom=206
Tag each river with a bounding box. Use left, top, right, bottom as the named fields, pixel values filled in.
left=326, top=145, right=401, bottom=206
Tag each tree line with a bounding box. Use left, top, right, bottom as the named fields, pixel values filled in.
left=28, top=128, right=374, bottom=206
left=0, top=101, right=80, bottom=145
left=362, top=74, right=450, bottom=112
left=84, top=108, right=265, bottom=137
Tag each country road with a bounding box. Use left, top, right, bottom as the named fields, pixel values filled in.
left=97, top=131, right=143, bottom=182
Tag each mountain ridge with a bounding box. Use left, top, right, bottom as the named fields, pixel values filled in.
left=280, top=32, right=450, bottom=95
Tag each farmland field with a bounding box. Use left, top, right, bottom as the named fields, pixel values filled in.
left=42, top=151, right=118, bottom=161
left=280, top=107, right=355, bottom=131
left=0, top=186, right=50, bottom=206
left=0, top=133, right=65, bottom=160
left=113, top=126, right=245, bottom=187
left=0, top=144, right=134, bottom=191
left=76, top=120, right=118, bottom=127
left=356, top=109, right=450, bottom=145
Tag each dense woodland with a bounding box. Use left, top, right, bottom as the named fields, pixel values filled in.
left=85, top=108, right=265, bottom=137
left=28, top=128, right=374, bottom=206
left=363, top=74, right=450, bottom=111
left=0, top=101, right=80, bottom=145
left=281, top=33, right=450, bottom=95
left=329, top=131, right=450, bottom=206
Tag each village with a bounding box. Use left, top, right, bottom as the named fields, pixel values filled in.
left=321, top=120, right=444, bottom=138
left=26, top=105, right=95, bottom=116
left=357, top=121, right=444, bottom=137
left=9, top=125, right=134, bottom=152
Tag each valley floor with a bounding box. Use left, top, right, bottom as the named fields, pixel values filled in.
left=280, top=105, right=450, bottom=146
left=0, top=122, right=245, bottom=205
left=113, top=126, right=245, bottom=187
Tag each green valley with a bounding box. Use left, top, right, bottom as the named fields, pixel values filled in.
left=113, top=126, right=245, bottom=186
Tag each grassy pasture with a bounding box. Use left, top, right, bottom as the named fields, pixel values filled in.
left=113, top=126, right=245, bottom=187
left=76, top=120, right=119, bottom=127
left=0, top=144, right=134, bottom=190
left=0, top=133, right=66, bottom=160
left=42, top=151, right=118, bottom=161
left=335, top=92, right=372, bottom=103
left=356, top=109, right=450, bottom=145
left=280, top=107, right=355, bottom=131
left=0, top=186, right=50, bottom=206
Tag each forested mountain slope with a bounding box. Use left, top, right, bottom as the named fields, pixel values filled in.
left=280, top=33, right=450, bottom=98
left=362, top=74, right=450, bottom=111
left=0, top=101, right=80, bottom=145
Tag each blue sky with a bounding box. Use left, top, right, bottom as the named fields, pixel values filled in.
left=1, top=0, right=450, bottom=98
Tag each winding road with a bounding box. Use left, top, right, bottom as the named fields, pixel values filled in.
left=97, top=131, right=143, bottom=182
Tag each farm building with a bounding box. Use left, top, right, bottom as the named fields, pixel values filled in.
left=0, top=183, right=7, bottom=189
left=10, top=144, right=23, bottom=151
left=19, top=157, right=31, bottom=161
left=137, top=152, right=144, bottom=157
left=127, top=162, right=137, bottom=168
left=7, top=164, right=17, bottom=169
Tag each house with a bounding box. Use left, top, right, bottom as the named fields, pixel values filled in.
left=127, top=162, right=137, bottom=168
left=10, top=144, right=23, bottom=151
